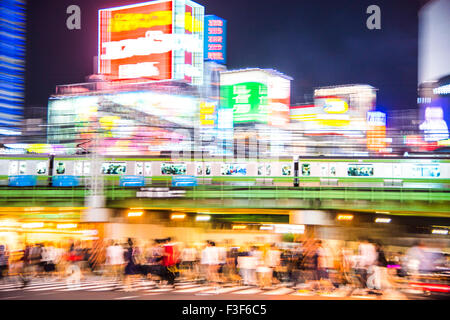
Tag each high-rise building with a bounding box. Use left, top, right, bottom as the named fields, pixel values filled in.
left=0, top=0, right=26, bottom=136
left=417, top=0, right=450, bottom=146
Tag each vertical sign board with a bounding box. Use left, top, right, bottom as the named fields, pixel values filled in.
left=367, top=111, right=387, bottom=152
left=204, top=15, right=226, bottom=64
left=268, top=77, right=290, bottom=127
left=99, top=0, right=204, bottom=84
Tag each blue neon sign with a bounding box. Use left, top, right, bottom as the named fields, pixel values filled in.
left=204, top=15, right=227, bottom=64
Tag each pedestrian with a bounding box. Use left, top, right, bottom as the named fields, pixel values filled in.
left=266, top=243, right=281, bottom=285
left=124, top=238, right=139, bottom=292
left=162, top=237, right=178, bottom=287
left=316, top=240, right=335, bottom=293
left=369, top=241, right=391, bottom=295
left=301, top=240, right=320, bottom=290
left=406, top=240, right=427, bottom=278
left=357, top=238, right=378, bottom=293
left=181, top=244, right=198, bottom=281
left=0, top=244, right=9, bottom=283
left=237, top=246, right=257, bottom=286
left=66, top=240, right=83, bottom=287
left=30, top=243, right=43, bottom=277
left=201, top=241, right=220, bottom=285
left=144, top=240, right=161, bottom=282
left=19, top=243, right=31, bottom=288
left=105, top=240, right=125, bottom=290
left=41, top=242, right=57, bottom=279
left=217, top=243, right=227, bottom=284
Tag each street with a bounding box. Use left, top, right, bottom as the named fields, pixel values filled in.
left=0, top=276, right=414, bottom=300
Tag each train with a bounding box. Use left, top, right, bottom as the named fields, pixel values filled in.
left=0, top=154, right=449, bottom=189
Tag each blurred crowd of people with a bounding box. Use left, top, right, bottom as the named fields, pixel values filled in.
left=0, top=237, right=448, bottom=296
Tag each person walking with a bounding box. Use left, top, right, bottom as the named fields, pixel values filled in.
left=266, top=244, right=281, bottom=286
left=181, top=244, right=198, bottom=281
left=357, top=238, right=378, bottom=293
left=0, top=244, right=9, bottom=284
left=162, top=238, right=178, bottom=287
left=105, top=240, right=125, bottom=290
left=66, top=241, right=83, bottom=287
left=124, top=238, right=139, bottom=292
left=19, top=244, right=31, bottom=288
left=41, top=242, right=57, bottom=279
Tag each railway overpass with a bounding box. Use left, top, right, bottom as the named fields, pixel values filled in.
left=0, top=185, right=449, bottom=219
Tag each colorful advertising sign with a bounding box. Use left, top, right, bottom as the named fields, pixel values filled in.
left=98, top=0, right=204, bottom=84
left=220, top=69, right=291, bottom=125
left=199, top=101, right=217, bottom=127
left=48, top=91, right=199, bottom=154
left=366, top=111, right=387, bottom=153
left=204, top=15, right=226, bottom=64
left=419, top=106, right=449, bottom=142
left=221, top=82, right=268, bottom=123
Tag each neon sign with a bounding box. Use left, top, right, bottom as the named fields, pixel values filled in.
left=204, top=15, right=226, bottom=64
left=420, top=107, right=449, bottom=142
left=323, top=98, right=349, bottom=114
left=108, top=11, right=172, bottom=32
left=98, top=0, right=204, bottom=84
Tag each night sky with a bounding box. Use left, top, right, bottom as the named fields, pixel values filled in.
left=25, top=0, right=421, bottom=115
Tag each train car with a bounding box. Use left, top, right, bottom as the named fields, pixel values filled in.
left=1, top=154, right=449, bottom=189
left=295, top=157, right=450, bottom=189
left=0, top=154, right=51, bottom=186
left=50, top=155, right=295, bottom=187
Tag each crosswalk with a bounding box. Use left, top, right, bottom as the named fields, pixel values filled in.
left=0, top=278, right=403, bottom=299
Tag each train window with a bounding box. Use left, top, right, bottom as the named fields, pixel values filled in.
left=321, top=165, right=327, bottom=176
left=413, top=164, right=440, bottom=178
left=302, top=164, right=310, bottom=176
left=393, top=164, right=401, bottom=177
left=282, top=165, right=292, bottom=176
left=56, top=162, right=66, bottom=175
left=258, top=164, right=264, bottom=176
left=102, top=162, right=127, bottom=175
left=36, top=162, right=47, bottom=175
left=83, top=162, right=90, bottom=175
left=266, top=164, right=271, bottom=176
left=347, top=165, right=374, bottom=177
left=74, top=162, right=82, bottom=176
left=8, top=161, right=18, bottom=175
left=221, top=164, right=247, bottom=176
left=161, top=163, right=186, bottom=175
left=205, top=164, right=211, bottom=176
left=144, top=163, right=152, bottom=176
left=19, top=161, right=27, bottom=174
left=136, top=162, right=144, bottom=176
left=196, top=164, right=203, bottom=176
left=330, top=166, right=336, bottom=176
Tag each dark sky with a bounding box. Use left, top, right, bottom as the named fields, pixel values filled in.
left=25, top=0, right=420, bottom=114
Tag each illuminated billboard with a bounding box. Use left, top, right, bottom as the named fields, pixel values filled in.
left=221, top=82, right=268, bottom=123
left=47, top=91, right=199, bottom=154
left=366, top=111, right=387, bottom=152
left=290, top=85, right=376, bottom=137
left=220, top=69, right=292, bottom=125
left=204, top=15, right=226, bottom=64
left=98, top=0, right=204, bottom=85
left=420, top=106, right=449, bottom=142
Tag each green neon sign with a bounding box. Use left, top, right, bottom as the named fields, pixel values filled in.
left=221, top=82, right=269, bottom=123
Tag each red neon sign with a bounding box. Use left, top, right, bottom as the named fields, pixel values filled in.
left=99, top=1, right=173, bottom=81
